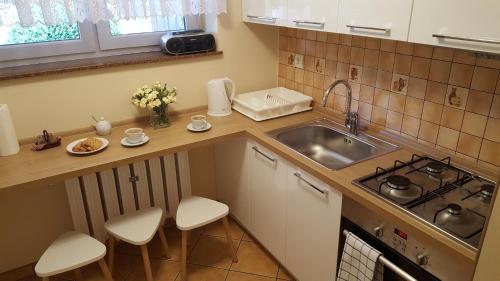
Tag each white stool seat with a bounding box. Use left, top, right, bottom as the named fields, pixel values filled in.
left=104, top=207, right=163, bottom=245
left=176, top=196, right=229, bottom=231
left=35, top=231, right=106, bottom=277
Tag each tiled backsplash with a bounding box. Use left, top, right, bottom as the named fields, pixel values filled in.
left=278, top=27, right=500, bottom=168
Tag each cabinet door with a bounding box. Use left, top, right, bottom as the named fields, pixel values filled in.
left=287, top=0, right=339, bottom=32
left=409, top=0, right=500, bottom=54
left=338, top=0, right=413, bottom=41
left=215, top=138, right=250, bottom=228
left=285, top=168, right=342, bottom=281
left=248, top=141, right=287, bottom=263
left=242, top=0, right=287, bottom=27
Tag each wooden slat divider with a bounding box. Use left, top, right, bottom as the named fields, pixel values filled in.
left=99, top=169, right=121, bottom=220
left=65, top=178, right=90, bottom=235
left=81, top=174, right=106, bottom=242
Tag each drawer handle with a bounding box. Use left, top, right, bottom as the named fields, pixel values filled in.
left=247, top=15, right=279, bottom=22
left=294, top=172, right=328, bottom=195
left=252, top=146, right=277, bottom=163
left=293, top=20, right=325, bottom=28
left=347, top=25, right=390, bottom=33
left=432, top=34, right=500, bottom=45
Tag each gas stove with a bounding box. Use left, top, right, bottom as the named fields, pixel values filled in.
left=353, top=154, right=497, bottom=250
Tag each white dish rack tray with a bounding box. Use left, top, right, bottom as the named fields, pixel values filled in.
left=232, top=87, right=313, bottom=121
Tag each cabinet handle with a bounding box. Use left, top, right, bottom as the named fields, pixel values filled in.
left=346, top=25, right=390, bottom=33
left=252, top=146, right=277, bottom=163
left=247, top=15, right=279, bottom=22
left=294, top=172, right=329, bottom=195
left=432, top=34, right=500, bottom=45
left=293, top=20, right=325, bottom=29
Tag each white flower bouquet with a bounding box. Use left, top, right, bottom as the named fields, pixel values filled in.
left=131, top=81, right=177, bottom=129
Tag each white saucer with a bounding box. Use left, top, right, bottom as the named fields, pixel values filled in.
left=187, top=122, right=212, bottom=132
left=121, top=135, right=150, bottom=147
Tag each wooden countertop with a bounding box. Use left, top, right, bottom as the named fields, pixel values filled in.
left=1, top=109, right=496, bottom=262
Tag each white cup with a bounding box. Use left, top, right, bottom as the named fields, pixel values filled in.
left=191, top=115, right=207, bottom=130
left=125, top=128, right=145, bottom=144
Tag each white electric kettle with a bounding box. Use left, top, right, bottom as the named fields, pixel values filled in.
left=207, top=77, right=236, bottom=116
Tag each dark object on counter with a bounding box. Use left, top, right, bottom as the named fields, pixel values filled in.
left=161, top=30, right=216, bottom=55
left=32, top=130, right=61, bottom=151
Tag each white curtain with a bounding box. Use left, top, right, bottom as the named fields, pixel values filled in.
left=0, top=0, right=226, bottom=27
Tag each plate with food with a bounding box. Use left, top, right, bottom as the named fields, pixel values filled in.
left=66, top=137, right=109, bottom=155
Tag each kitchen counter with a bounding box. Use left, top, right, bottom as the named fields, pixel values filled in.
left=1, top=109, right=497, bottom=263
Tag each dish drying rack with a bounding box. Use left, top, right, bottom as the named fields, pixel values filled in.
left=232, top=87, right=313, bottom=121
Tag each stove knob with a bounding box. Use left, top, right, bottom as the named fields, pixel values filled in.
left=416, top=253, right=428, bottom=266
left=373, top=225, right=384, bottom=238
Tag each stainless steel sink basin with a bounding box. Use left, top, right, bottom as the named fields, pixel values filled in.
left=268, top=119, right=398, bottom=170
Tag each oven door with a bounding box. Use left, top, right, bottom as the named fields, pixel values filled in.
left=338, top=217, right=440, bottom=281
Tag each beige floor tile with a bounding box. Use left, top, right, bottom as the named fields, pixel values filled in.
left=277, top=267, right=293, bottom=280
left=241, top=232, right=254, bottom=242
left=0, top=264, right=34, bottom=281
left=203, top=218, right=244, bottom=240
left=230, top=241, right=279, bottom=278
left=226, top=271, right=275, bottom=281
left=127, top=260, right=180, bottom=281
left=174, top=265, right=227, bottom=281
left=188, top=236, right=237, bottom=269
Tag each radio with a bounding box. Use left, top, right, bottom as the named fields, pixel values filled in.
left=160, top=30, right=216, bottom=55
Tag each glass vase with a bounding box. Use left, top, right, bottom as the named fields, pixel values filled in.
left=149, top=104, right=170, bottom=129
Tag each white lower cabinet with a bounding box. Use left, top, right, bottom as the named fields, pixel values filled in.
left=248, top=140, right=287, bottom=263
left=215, top=139, right=342, bottom=280
left=285, top=168, right=342, bottom=281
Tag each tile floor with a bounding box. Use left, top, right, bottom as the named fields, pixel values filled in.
left=13, top=219, right=294, bottom=281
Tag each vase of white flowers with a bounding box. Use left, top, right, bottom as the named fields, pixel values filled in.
left=131, top=82, right=177, bottom=129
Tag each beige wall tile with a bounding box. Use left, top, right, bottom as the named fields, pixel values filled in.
left=378, top=51, right=395, bottom=72
left=303, top=85, right=313, bottom=96
left=422, top=101, right=443, bottom=123
left=349, top=65, right=363, bottom=82
left=315, top=58, right=325, bottom=74
left=429, top=60, right=452, bottom=83
left=338, top=45, right=351, bottom=63
left=425, top=81, right=447, bottom=104
left=413, top=44, right=433, bottom=58
left=326, top=44, right=338, bottom=60
left=386, top=110, right=403, bottom=131
left=279, top=36, right=288, bottom=50
left=334, top=94, right=347, bottom=112
left=496, top=79, right=500, bottom=94
left=350, top=47, right=365, bottom=65
left=457, top=133, right=483, bottom=158
left=287, top=37, right=296, bottom=52
left=362, top=67, right=378, bottom=86
left=359, top=85, right=375, bottom=104
left=376, top=70, right=393, bottom=90
left=471, top=67, right=500, bottom=93
left=396, top=41, right=414, bottom=55
left=490, top=95, right=500, bottom=118
left=327, top=33, right=339, bottom=43
left=365, top=38, right=381, bottom=50
left=402, top=115, right=420, bottom=137
left=325, top=60, right=337, bottom=77
left=388, top=92, right=406, bottom=113
left=317, top=31, right=327, bottom=42
left=336, top=62, right=350, bottom=80
left=466, top=91, right=493, bottom=116
left=316, top=41, right=326, bottom=58
left=286, top=66, right=295, bottom=80
left=373, top=89, right=390, bottom=108
left=410, top=57, right=431, bottom=79
left=461, top=112, right=487, bottom=137
left=432, top=47, right=454, bottom=61
left=476, top=57, right=500, bottom=69
left=484, top=117, right=500, bottom=143
left=358, top=102, right=372, bottom=121
left=352, top=35, right=366, bottom=48
left=339, top=34, right=352, bottom=45
left=391, top=74, right=409, bottom=94
left=364, top=49, right=380, bottom=68
left=418, top=120, right=439, bottom=143
left=305, top=40, right=316, bottom=56
left=453, top=50, right=476, bottom=65
left=305, top=30, right=317, bottom=41
left=304, top=55, right=315, bottom=72
left=296, top=29, right=305, bottom=39
left=437, top=126, right=460, bottom=150
left=350, top=82, right=361, bottom=99
left=372, top=106, right=388, bottom=125
left=295, top=39, right=306, bottom=54
left=449, top=63, right=474, bottom=88
left=304, top=71, right=314, bottom=87
left=313, top=73, right=324, bottom=89
left=405, top=97, right=424, bottom=118
left=479, top=139, right=500, bottom=166
left=380, top=39, right=396, bottom=52
left=407, top=77, right=427, bottom=99
left=444, top=86, right=469, bottom=110
left=440, top=106, right=464, bottom=131
left=394, top=54, right=412, bottom=75
left=294, top=69, right=304, bottom=83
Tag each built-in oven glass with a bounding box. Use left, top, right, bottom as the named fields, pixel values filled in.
left=338, top=217, right=440, bottom=281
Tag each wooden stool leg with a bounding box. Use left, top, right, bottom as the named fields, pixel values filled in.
left=180, top=230, right=188, bottom=281
left=158, top=227, right=171, bottom=259
left=41, top=277, right=49, bottom=281
left=73, top=268, right=83, bottom=281
left=98, top=259, right=114, bottom=281
left=222, top=217, right=238, bottom=262
left=108, top=237, right=115, bottom=275
left=140, top=245, right=154, bottom=281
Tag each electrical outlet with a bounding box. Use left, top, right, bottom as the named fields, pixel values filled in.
left=293, top=54, right=304, bottom=69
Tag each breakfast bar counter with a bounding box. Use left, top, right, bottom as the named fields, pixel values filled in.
left=1, top=109, right=498, bottom=264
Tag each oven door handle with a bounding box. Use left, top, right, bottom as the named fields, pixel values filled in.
left=342, top=230, right=418, bottom=281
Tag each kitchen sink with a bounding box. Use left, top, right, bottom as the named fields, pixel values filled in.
left=267, top=119, right=399, bottom=170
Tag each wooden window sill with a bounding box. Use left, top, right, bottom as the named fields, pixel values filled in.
left=0, top=51, right=223, bottom=81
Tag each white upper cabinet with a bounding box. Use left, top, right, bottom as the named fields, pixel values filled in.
left=242, top=0, right=287, bottom=26
left=409, top=0, right=500, bottom=54
left=338, top=0, right=413, bottom=41
left=287, top=0, right=339, bottom=32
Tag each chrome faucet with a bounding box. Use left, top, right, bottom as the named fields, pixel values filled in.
left=322, top=79, right=359, bottom=135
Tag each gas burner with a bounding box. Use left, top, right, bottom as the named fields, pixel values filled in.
left=446, top=203, right=462, bottom=215
left=426, top=161, right=446, bottom=174
left=480, top=184, right=494, bottom=198
left=386, top=175, right=411, bottom=190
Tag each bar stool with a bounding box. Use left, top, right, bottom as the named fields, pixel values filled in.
left=176, top=196, right=238, bottom=281
left=35, top=231, right=113, bottom=281
left=105, top=207, right=170, bottom=281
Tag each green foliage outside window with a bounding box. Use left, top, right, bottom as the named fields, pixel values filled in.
left=6, top=22, right=80, bottom=44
